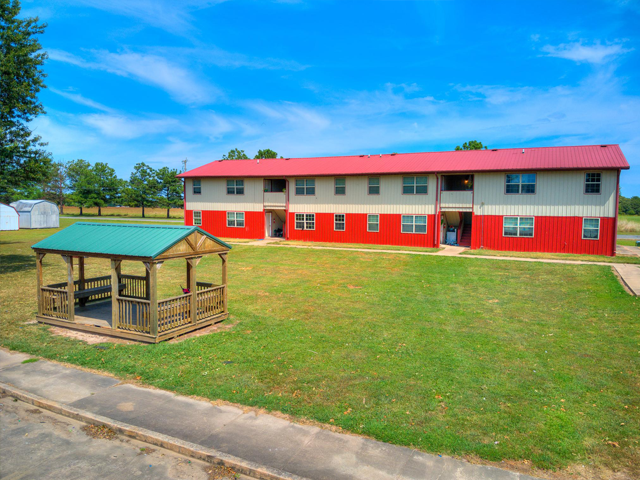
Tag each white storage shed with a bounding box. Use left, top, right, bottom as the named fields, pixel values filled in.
left=0, top=203, right=20, bottom=230
left=10, top=200, right=60, bottom=229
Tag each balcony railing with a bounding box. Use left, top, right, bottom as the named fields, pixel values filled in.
left=440, top=191, right=473, bottom=211
left=264, top=191, right=286, bottom=209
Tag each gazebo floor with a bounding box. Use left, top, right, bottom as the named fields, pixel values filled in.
left=75, top=301, right=114, bottom=328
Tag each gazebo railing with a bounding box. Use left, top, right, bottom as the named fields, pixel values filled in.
left=48, top=275, right=111, bottom=305
left=40, top=286, right=70, bottom=320
left=158, top=293, right=191, bottom=333
left=116, top=297, right=151, bottom=334
left=121, top=274, right=147, bottom=299
left=196, top=286, right=225, bottom=321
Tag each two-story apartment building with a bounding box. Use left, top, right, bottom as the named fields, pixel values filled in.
left=178, top=145, right=629, bottom=256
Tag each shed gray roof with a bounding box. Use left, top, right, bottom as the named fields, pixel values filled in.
left=10, top=200, right=57, bottom=212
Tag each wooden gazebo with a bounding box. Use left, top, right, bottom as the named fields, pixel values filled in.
left=31, top=222, right=231, bottom=343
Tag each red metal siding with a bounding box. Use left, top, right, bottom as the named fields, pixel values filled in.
left=470, top=215, right=616, bottom=256
left=287, top=212, right=437, bottom=248
left=185, top=210, right=264, bottom=239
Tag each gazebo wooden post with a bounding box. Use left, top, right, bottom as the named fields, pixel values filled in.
left=36, top=253, right=45, bottom=316
left=111, top=259, right=121, bottom=329
left=219, top=253, right=228, bottom=314
left=62, top=255, right=75, bottom=322
left=147, top=262, right=158, bottom=337
left=188, top=257, right=200, bottom=324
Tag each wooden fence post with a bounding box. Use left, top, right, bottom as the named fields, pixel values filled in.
left=111, top=260, right=121, bottom=329
left=36, top=253, right=44, bottom=316
left=147, top=262, right=158, bottom=337
left=63, top=256, right=74, bottom=322
left=188, top=257, right=200, bottom=324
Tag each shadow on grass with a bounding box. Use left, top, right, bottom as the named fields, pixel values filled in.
left=0, top=254, right=35, bottom=274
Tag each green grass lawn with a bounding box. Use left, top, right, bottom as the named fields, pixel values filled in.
left=1, top=225, right=639, bottom=477
left=462, top=248, right=640, bottom=265
left=278, top=240, right=442, bottom=253
left=617, top=239, right=639, bottom=247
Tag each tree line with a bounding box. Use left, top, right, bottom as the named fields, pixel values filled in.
left=26, top=160, right=183, bottom=218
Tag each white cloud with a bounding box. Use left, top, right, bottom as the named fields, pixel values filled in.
left=49, top=87, right=115, bottom=113
left=80, top=114, right=178, bottom=139
left=540, top=41, right=632, bottom=64
left=48, top=49, right=218, bottom=105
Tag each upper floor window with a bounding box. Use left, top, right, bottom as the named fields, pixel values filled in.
left=403, top=176, right=428, bottom=195
left=401, top=215, right=427, bottom=234
left=585, top=173, right=601, bottom=194
left=295, top=179, right=315, bottom=195
left=334, top=178, right=346, bottom=195
left=334, top=214, right=345, bottom=231
left=505, top=173, right=536, bottom=194
left=193, top=211, right=202, bottom=226
left=295, top=213, right=315, bottom=230
left=192, top=179, right=201, bottom=195
left=227, top=179, right=244, bottom=195
left=368, top=177, right=380, bottom=195
left=503, top=217, right=534, bottom=237
left=582, top=218, right=600, bottom=240
left=226, top=212, right=245, bottom=228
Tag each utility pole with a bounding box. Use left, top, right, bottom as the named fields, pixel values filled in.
left=181, top=158, right=188, bottom=173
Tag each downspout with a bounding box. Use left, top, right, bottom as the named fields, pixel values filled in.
left=434, top=173, right=440, bottom=247
left=613, top=169, right=621, bottom=257
left=285, top=178, right=290, bottom=240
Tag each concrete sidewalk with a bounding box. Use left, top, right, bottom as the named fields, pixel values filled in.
left=0, top=350, right=538, bottom=480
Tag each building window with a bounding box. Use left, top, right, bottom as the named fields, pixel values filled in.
left=582, top=218, right=600, bottom=240
left=334, top=177, right=346, bottom=195
left=295, top=213, right=315, bottom=230
left=193, top=211, right=202, bottom=226
left=503, top=217, right=534, bottom=237
left=401, top=215, right=427, bottom=234
left=334, top=214, right=345, bottom=231
left=226, top=179, right=244, bottom=195
left=192, top=179, right=201, bottom=195
left=226, top=212, right=245, bottom=228
left=295, top=179, right=315, bottom=195
left=403, top=176, right=428, bottom=194
left=505, top=173, right=536, bottom=194
left=585, top=173, right=601, bottom=194
left=367, top=214, right=379, bottom=232
left=368, top=177, right=380, bottom=195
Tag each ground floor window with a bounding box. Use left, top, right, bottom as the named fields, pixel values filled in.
left=334, top=214, right=345, bottom=231
left=401, top=215, right=427, bottom=234
left=582, top=218, right=600, bottom=239
left=193, top=211, right=202, bottom=226
left=503, top=217, right=534, bottom=237
left=367, top=214, right=379, bottom=232
left=226, top=212, right=245, bottom=228
left=295, top=213, right=315, bottom=230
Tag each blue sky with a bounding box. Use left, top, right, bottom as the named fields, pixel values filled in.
left=24, top=0, right=640, bottom=195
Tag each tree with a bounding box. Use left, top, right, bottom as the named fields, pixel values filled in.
left=41, top=161, right=68, bottom=213
left=66, top=159, right=96, bottom=216
left=254, top=149, right=278, bottom=159
left=157, top=166, right=183, bottom=218
left=93, top=162, right=122, bottom=215
left=455, top=140, right=488, bottom=151
left=0, top=0, right=51, bottom=202
left=124, top=163, right=159, bottom=218
left=222, top=148, right=249, bottom=160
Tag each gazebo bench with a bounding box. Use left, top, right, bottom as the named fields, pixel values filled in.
left=76, top=283, right=125, bottom=306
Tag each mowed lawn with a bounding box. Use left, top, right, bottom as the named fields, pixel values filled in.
left=1, top=221, right=639, bottom=476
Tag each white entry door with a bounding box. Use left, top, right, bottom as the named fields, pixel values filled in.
left=265, top=212, right=272, bottom=237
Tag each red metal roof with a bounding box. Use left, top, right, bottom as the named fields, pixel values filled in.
left=178, top=144, right=630, bottom=178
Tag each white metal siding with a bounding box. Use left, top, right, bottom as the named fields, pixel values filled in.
left=0, top=205, right=19, bottom=230
left=440, top=191, right=473, bottom=211
left=289, top=175, right=436, bottom=214
left=31, top=202, right=60, bottom=228
left=473, top=171, right=617, bottom=218
left=185, top=178, right=264, bottom=212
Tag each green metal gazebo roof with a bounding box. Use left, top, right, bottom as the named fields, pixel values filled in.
left=32, top=222, right=232, bottom=258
